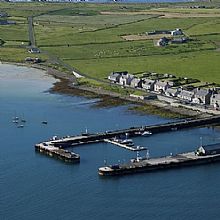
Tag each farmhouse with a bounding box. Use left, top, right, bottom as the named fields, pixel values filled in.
left=0, top=12, right=8, bottom=17
left=171, top=37, right=188, bottom=44
left=170, top=28, right=183, bottom=36
left=0, top=20, right=16, bottom=25
left=156, top=37, right=169, bottom=47
left=28, top=48, right=40, bottom=54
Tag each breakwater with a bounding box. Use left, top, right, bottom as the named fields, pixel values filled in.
left=36, top=115, right=220, bottom=163
left=98, top=151, right=220, bottom=176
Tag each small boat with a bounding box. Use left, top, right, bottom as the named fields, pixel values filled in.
left=141, top=131, right=152, bottom=136
left=120, top=139, right=133, bottom=144
left=42, top=121, right=48, bottom=125
left=21, top=114, right=26, bottom=123
left=126, top=142, right=135, bottom=147
left=17, top=124, right=24, bottom=128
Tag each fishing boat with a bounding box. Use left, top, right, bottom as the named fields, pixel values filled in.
left=141, top=131, right=152, bottom=136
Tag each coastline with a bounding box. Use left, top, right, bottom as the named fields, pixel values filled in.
left=0, top=61, right=205, bottom=118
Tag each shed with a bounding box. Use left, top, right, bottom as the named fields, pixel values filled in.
left=196, top=143, right=220, bottom=156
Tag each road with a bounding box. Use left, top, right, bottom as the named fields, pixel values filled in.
left=28, top=16, right=35, bottom=48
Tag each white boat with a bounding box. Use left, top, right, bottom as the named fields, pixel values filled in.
left=120, top=139, right=133, bottom=144
left=141, top=131, right=152, bottom=136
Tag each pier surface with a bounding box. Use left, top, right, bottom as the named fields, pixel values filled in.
left=35, top=115, right=220, bottom=163
left=98, top=152, right=220, bottom=176
left=104, top=139, right=146, bottom=151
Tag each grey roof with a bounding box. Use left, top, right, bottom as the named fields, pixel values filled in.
left=109, top=72, right=120, bottom=77
left=108, top=72, right=120, bottom=81
left=212, top=94, right=220, bottom=101
left=121, top=74, right=134, bottom=79
left=155, top=81, right=168, bottom=87
left=142, top=79, right=155, bottom=84
left=166, top=88, right=178, bottom=93
left=131, top=78, right=141, bottom=83
left=195, top=89, right=210, bottom=97
left=113, top=71, right=128, bottom=75
left=202, top=143, right=220, bottom=151
left=178, top=90, right=194, bottom=97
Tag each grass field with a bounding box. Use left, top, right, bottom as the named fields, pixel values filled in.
left=0, top=1, right=220, bottom=87
left=66, top=51, right=220, bottom=83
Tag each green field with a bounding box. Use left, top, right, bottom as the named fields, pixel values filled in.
left=0, top=1, right=220, bottom=86
left=66, top=51, right=220, bottom=83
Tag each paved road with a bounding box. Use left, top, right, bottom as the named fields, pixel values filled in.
left=28, top=16, right=35, bottom=48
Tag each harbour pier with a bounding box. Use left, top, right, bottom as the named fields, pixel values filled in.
left=104, top=139, right=146, bottom=151
left=98, top=143, right=220, bottom=176
left=35, top=142, right=80, bottom=163
left=35, top=115, right=220, bottom=163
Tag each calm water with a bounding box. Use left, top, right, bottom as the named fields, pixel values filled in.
left=1, top=64, right=220, bottom=220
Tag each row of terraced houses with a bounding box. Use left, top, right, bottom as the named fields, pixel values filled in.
left=108, top=71, right=220, bottom=110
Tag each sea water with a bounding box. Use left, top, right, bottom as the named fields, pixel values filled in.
left=1, top=64, right=220, bottom=220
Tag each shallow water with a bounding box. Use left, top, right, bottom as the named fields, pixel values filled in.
left=1, top=64, right=220, bottom=220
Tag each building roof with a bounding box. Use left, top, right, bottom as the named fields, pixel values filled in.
left=108, top=72, right=120, bottom=81
left=194, top=88, right=210, bottom=97
left=142, top=79, right=155, bottom=85
left=166, top=88, right=179, bottom=94
left=131, top=78, right=141, bottom=83
left=155, top=81, right=168, bottom=87
left=212, top=93, right=220, bottom=101
left=113, top=71, right=128, bottom=75
left=178, top=90, right=194, bottom=98
left=201, top=143, right=220, bottom=151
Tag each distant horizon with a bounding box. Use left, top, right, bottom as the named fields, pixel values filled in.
left=4, top=0, right=195, bottom=3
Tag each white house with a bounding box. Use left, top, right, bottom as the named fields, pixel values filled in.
left=192, top=88, right=212, bottom=105
left=130, top=78, right=141, bottom=88
left=108, top=72, right=121, bottom=84
left=154, top=81, right=171, bottom=93
left=177, top=89, right=194, bottom=102
left=141, top=79, right=156, bottom=91
left=210, top=93, right=220, bottom=109
left=119, top=73, right=134, bottom=86
left=165, top=88, right=180, bottom=97
left=170, top=28, right=183, bottom=36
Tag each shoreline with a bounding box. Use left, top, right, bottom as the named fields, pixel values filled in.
left=1, top=61, right=206, bottom=118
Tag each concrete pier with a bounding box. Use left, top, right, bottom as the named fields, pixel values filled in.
left=104, top=139, right=147, bottom=151
left=35, top=115, right=220, bottom=163
left=35, top=143, right=80, bottom=163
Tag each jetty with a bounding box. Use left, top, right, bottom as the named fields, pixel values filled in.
left=104, top=139, right=146, bottom=151
left=35, top=142, right=80, bottom=163
left=35, top=115, right=220, bottom=163
left=98, top=143, right=220, bottom=176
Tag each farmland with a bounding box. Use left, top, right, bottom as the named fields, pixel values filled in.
left=0, top=1, right=220, bottom=84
